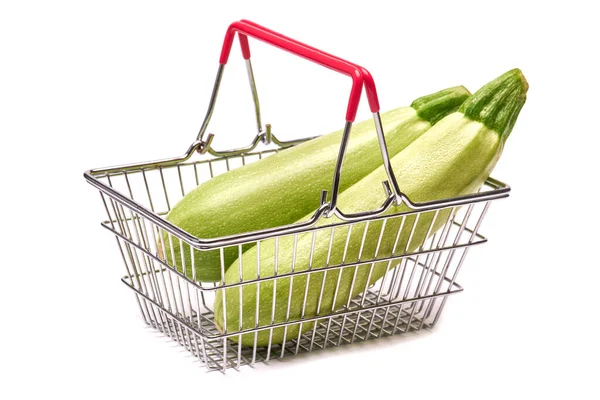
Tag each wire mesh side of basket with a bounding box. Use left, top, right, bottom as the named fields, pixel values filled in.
left=88, top=147, right=501, bottom=371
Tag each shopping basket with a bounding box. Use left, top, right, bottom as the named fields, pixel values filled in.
left=84, top=20, right=510, bottom=371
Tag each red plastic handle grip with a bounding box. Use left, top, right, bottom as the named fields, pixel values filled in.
left=219, top=20, right=380, bottom=122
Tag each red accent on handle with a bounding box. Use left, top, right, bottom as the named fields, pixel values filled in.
left=219, top=20, right=380, bottom=122
left=238, top=34, right=251, bottom=59
left=359, top=67, right=380, bottom=117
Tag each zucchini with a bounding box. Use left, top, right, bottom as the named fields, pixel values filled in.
left=214, top=69, right=528, bottom=346
left=161, top=87, right=470, bottom=281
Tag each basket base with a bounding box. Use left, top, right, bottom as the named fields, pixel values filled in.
left=130, top=285, right=453, bottom=371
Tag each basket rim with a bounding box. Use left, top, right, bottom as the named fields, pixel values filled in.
left=83, top=146, right=510, bottom=250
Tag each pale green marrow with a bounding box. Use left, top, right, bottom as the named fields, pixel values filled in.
left=214, top=69, right=528, bottom=346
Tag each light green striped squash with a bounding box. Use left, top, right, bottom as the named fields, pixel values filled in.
left=214, top=69, right=528, bottom=346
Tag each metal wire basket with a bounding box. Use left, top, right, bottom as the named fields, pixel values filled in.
left=84, top=20, right=510, bottom=372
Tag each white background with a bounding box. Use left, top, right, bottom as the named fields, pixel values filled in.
left=1, top=0, right=599, bottom=399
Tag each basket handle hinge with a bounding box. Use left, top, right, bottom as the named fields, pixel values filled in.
left=197, top=133, right=214, bottom=155
left=261, top=124, right=272, bottom=145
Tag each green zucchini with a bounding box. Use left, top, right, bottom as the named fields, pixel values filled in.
left=214, top=69, right=528, bottom=346
left=161, top=86, right=470, bottom=281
